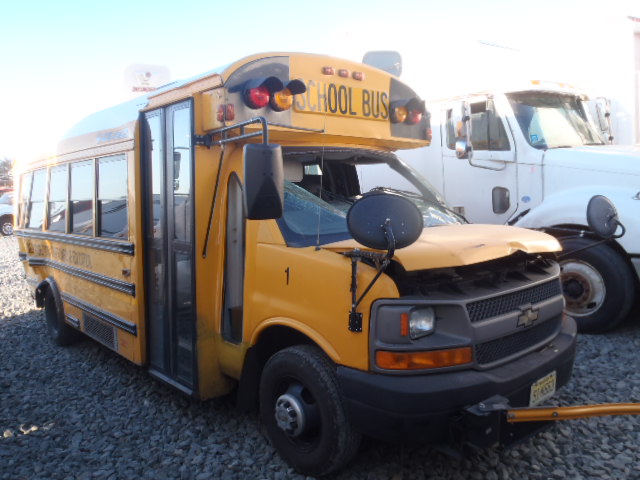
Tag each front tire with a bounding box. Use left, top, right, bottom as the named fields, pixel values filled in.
left=259, top=345, right=361, bottom=476
left=559, top=237, right=635, bottom=333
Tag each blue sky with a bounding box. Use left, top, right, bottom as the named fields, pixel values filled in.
left=1, top=0, right=636, bottom=162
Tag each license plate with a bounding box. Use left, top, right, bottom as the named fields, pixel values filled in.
left=529, top=370, right=556, bottom=406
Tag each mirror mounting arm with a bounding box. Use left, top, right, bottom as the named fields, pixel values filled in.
left=556, top=222, right=626, bottom=259
left=344, top=220, right=397, bottom=333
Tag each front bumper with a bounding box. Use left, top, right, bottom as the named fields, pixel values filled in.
left=337, top=315, right=577, bottom=443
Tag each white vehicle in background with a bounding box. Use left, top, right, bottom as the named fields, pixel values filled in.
left=363, top=49, right=640, bottom=333
left=0, top=191, right=14, bottom=236
left=399, top=80, right=640, bottom=333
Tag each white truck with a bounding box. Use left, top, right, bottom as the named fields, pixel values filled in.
left=395, top=80, right=640, bottom=333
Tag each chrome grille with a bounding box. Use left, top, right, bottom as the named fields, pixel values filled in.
left=466, top=279, right=561, bottom=323
left=475, top=318, right=560, bottom=365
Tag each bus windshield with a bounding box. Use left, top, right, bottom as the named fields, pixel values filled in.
left=507, top=92, right=604, bottom=149
left=277, top=149, right=464, bottom=247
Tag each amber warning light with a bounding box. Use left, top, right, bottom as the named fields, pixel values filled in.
left=243, top=77, right=306, bottom=111
left=390, top=98, right=425, bottom=125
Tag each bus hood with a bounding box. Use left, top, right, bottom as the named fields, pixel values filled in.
left=324, top=224, right=561, bottom=271
left=543, top=144, right=640, bottom=176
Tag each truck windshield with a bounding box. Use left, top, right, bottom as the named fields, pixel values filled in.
left=277, top=149, right=464, bottom=247
left=507, top=92, right=604, bottom=149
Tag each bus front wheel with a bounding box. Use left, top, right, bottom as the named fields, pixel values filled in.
left=44, top=287, right=80, bottom=346
left=560, top=237, right=635, bottom=333
left=259, top=345, right=361, bottom=477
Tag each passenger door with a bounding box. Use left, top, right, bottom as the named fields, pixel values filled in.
left=143, top=101, right=197, bottom=393
left=441, top=97, right=518, bottom=224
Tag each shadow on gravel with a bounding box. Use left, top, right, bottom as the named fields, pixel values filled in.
left=1, top=308, right=639, bottom=480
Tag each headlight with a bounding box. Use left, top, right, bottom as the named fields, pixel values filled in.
left=409, top=307, right=435, bottom=339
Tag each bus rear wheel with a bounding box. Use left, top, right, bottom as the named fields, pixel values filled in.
left=560, top=237, right=635, bottom=333
left=259, top=345, right=361, bottom=477
left=44, top=287, right=80, bottom=346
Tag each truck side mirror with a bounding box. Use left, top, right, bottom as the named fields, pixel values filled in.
left=453, top=102, right=473, bottom=159
left=587, top=195, right=622, bottom=239
left=590, top=97, right=614, bottom=144
left=243, top=143, right=284, bottom=220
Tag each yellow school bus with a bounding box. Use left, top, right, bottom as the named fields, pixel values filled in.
left=15, top=53, right=577, bottom=476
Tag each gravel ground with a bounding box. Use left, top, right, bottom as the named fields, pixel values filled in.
left=1, top=235, right=639, bottom=480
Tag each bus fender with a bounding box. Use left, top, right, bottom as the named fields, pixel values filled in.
left=35, top=277, right=61, bottom=309
left=236, top=322, right=334, bottom=412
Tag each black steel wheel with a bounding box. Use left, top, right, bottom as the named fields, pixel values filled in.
left=560, top=237, right=635, bottom=333
left=259, top=345, right=361, bottom=476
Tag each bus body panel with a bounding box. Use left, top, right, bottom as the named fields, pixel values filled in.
left=14, top=53, right=577, bottom=474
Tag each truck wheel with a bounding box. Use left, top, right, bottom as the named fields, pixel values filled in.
left=44, top=287, right=80, bottom=346
left=259, top=345, right=361, bottom=476
left=1, top=215, right=13, bottom=236
left=559, top=237, right=635, bottom=333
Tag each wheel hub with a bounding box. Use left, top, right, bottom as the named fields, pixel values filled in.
left=560, top=260, right=605, bottom=316
left=274, top=393, right=306, bottom=437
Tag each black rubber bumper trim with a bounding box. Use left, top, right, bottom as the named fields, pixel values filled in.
left=337, top=316, right=577, bottom=441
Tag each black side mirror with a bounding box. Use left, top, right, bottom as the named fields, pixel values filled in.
left=244, top=143, right=284, bottom=220
left=587, top=195, right=621, bottom=239
left=347, top=192, right=423, bottom=250
left=344, top=192, right=424, bottom=332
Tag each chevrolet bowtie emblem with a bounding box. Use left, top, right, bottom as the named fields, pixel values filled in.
left=517, top=305, right=539, bottom=328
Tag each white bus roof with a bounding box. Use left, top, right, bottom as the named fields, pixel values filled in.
left=62, top=63, right=231, bottom=140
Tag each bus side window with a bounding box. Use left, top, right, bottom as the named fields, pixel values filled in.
left=47, top=164, right=68, bottom=233
left=70, top=160, right=95, bottom=235
left=18, top=172, right=33, bottom=229
left=222, top=174, right=246, bottom=343
left=27, top=169, right=46, bottom=230
left=98, top=155, right=128, bottom=239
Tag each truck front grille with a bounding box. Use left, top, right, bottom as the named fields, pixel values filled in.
left=474, top=317, right=560, bottom=365
left=466, top=279, right=561, bottom=323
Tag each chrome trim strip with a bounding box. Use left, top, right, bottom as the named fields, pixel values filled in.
left=61, top=293, right=137, bottom=336
left=15, top=230, right=134, bottom=256
left=65, top=313, right=81, bottom=328
left=26, top=256, right=135, bottom=297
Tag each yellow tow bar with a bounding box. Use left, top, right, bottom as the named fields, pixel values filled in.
left=506, top=403, right=640, bottom=423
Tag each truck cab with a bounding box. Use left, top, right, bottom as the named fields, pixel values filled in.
left=401, top=81, right=640, bottom=333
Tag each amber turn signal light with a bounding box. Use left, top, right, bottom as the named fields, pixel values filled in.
left=376, top=347, right=472, bottom=370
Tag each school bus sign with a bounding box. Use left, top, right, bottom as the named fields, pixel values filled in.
left=293, top=80, right=390, bottom=120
